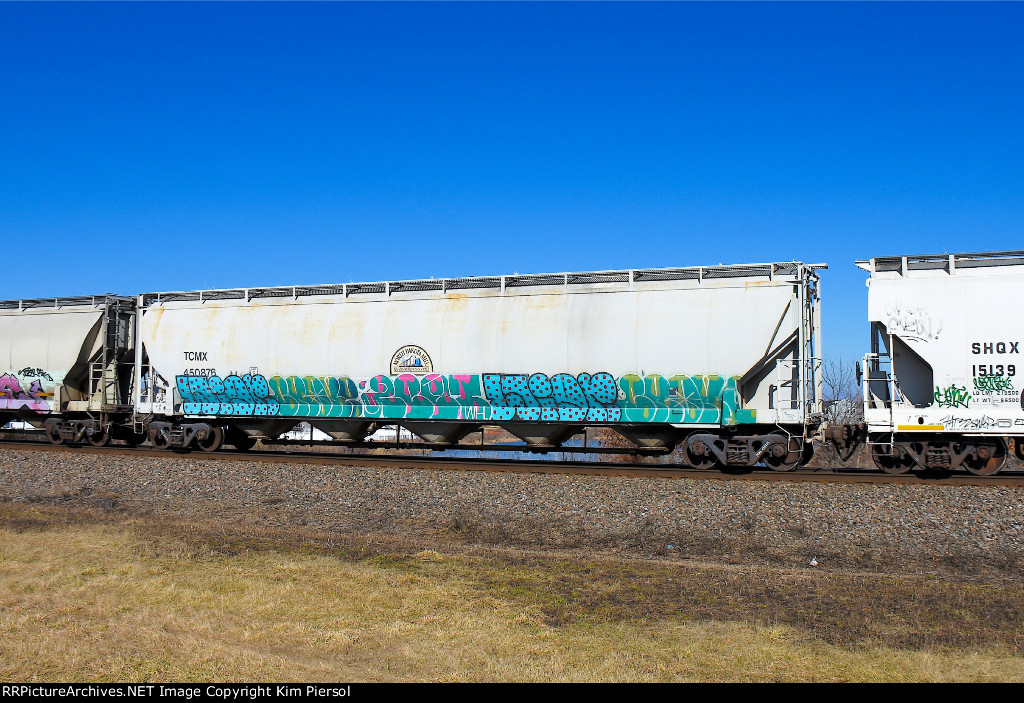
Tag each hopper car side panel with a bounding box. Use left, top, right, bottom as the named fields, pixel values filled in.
left=0, top=307, right=104, bottom=420
left=0, top=262, right=823, bottom=469
left=140, top=272, right=818, bottom=430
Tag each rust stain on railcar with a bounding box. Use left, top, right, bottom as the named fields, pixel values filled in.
left=499, top=292, right=565, bottom=336
left=440, top=295, right=471, bottom=344
left=442, top=292, right=471, bottom=314
left=325, top=300, right=371, bottom=350
left=144, top=306, right=166, bottom=337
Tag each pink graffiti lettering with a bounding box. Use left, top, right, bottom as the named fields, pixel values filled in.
left=0, top=374, right=51, bottom=412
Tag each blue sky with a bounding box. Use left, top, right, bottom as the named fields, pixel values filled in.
left=2, top=2, right=1022, bottom=361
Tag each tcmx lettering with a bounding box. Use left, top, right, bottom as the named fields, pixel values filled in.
left=184, top=351, right=208, bottom=361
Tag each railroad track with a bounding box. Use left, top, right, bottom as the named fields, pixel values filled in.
left=3, top=435, right=1024, bottom=487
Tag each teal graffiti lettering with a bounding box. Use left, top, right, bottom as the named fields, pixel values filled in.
left=268, top=373, right=490, bottom=421
left=617, top=374, right=755, bottom=425
left=256, top=371, right=755, bottom=426
left=176, top=374, right=280, bottom=416
left=482, top=372, right=621, bottom=423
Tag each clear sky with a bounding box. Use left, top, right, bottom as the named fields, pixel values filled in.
left=2, top=2, right=1022, bottom=362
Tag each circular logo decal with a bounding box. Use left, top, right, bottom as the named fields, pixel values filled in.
left=391, top=345, right=433, bottom=375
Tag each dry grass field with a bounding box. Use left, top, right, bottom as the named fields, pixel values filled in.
left=2, top=501, right=1024, bottom=682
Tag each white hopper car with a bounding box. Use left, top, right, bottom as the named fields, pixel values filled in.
left=0, top=295, right=137, bottom=445
left=1, top=261, right=825, bottom=470
left=858, top=251, right=1024, bottom=474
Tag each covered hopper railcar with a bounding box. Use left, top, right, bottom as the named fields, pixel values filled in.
left=858, top=250, right=1024, bottom=475
left=0, top=295, right=139, bottom=446
left=2, top=261, right=827, bottom=469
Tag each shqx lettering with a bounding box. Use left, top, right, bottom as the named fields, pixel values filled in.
left=183, top=351, right=208, bottom=361
left=972, top=342, right=1020, bottom=355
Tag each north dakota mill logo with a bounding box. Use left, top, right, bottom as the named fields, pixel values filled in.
left=390, top=345, right=433, bottom=374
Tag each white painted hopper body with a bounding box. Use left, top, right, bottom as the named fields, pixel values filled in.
left=138, top=263, right=822, bottom=432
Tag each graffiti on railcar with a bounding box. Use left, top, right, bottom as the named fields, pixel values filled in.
left=482, top=372, right=621, bottom=422
left=886, top=302, right=941, bottom=342
left=175, top=374, right=281, bottom=416
left=175, top=369, right=757, bottom=425
left=268, top=375, right=361, bottom=418
left=934, top=383, right=971, bottom=409
left=971, top=374, right=1018, bottom=406
left=361, top=373, right=490, bottom=420
left=938, top=415, right=1010, bottom=431
left=0, top=373, right=51, bottom=412
left=973, top=375, right=1014, bottom=392
left=618, top=374, right=755, bottom=425
left=267, top=373, right=491, bottom=421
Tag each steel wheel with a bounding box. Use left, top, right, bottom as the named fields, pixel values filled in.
left=150, top=429, right=170, bottom=449
left=764, top=433, right=801, bottom=472
left=684, top=434, right=716, bottom=469
left=46, top=424, right=64, bottom=445
left=871, top=442, right=913, bottom=474
left=962, top=438, right=1007, bottom=476
left=87, top=428, right=110, bottom=447
left=197, top=425, right=224, bottom=453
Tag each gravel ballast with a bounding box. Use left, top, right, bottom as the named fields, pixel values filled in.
left=1, top=447, right=1022, bottom=572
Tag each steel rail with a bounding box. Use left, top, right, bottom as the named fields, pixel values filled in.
left=2, top=436, right=1023, bottom=487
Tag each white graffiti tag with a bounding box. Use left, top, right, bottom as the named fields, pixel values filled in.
left=886, top=303, right=941, bottom=342
left=938, top=415, right=1010, bottom=431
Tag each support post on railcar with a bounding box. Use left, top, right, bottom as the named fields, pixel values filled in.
left=132, top=293, right=146, bottom=436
